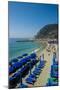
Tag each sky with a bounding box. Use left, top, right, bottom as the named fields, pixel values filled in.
left=8, top=1, right=58, bottom=38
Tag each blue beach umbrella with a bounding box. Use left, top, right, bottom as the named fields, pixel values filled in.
left=9, top=66, right=14, bottom=74
left=12, top=61, right=22, bottom=69
left=9, top=58, right=18, bottom=65
left=30, top=53, right=36, bottom=59
left=17, top=56, right=23, bottom=59
left=22, top=53, right=28, bottom=57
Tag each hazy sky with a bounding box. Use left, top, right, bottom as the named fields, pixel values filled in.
left=8, top=2, right=58, bottom=38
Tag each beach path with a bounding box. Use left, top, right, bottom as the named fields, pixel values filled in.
left=34, top=46, right=53, bottom=86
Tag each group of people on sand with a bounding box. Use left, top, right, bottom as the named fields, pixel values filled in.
left=46, top=43, right=57, bottom=56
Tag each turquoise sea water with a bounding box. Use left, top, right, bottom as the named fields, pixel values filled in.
left=9, top=38, right=45, bottom=61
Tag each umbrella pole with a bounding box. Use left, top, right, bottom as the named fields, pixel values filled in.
left=29, top=61, right=31, bottom=75
left=20, top=73, right=22, bottom=85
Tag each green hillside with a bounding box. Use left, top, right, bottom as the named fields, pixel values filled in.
left=35, top=24, right=58, bottom=39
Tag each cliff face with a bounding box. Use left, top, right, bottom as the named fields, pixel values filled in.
left=35, top=24, right=58, bottom=39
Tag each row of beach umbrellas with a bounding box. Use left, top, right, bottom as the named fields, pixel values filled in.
left=9, top=53, right=46, bottom=88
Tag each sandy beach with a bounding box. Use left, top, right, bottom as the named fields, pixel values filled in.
left=33, top=41, right=58, bottom=87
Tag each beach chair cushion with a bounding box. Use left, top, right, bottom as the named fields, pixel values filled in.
left=26, top=78, right=34, bottom=84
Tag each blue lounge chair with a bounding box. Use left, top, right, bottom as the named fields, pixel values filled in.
left=33, top=71, right=40, bottom=75
left=34, top=68, right=41, bottom=72
left=29, top=74, right=37, bottom=78
left=26, top=78, right=35, bottom=84
left=34, top=67, right=41, bottom=71
left=51, top=65, right=58, bottom=72
left=53, top=60, right=58, bottom=65
left=13, top=71, right=20, bottom=78
left=18, top=83, right=28, bottom=88
left=28, top=76, right=36, bottom=81
left=51, top=65, right=58, bottom=78
left=38, top=63, right=45, bottom=68
left=47, top=78, right=58, bottom=86
left=51, top=71, right=58, bottom=78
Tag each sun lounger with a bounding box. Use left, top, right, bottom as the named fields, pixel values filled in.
left=26, top=77, right=35, bottom=84
left=33, top=71, right=40, bottom=75
left=47, top=78, right=58, bottom=86
left=51, top=65, right=58, bottom=72
left=29, top=74, right=37, bottom=78
left=18, top=83, right=28, bottom=88
left=34, top=67, right=41, bottom=71
left=34, top=67, right=41, bottom=72
left=38, top=63, right=45, bottom=68
left=28, top=75, right=36, bottom=80
left=53, top=60, right=58, bottom=65
left=51, top=71, right=58, bottom=78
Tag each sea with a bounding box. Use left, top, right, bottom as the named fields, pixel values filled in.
left=9, top=38, right=45, bottom=61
